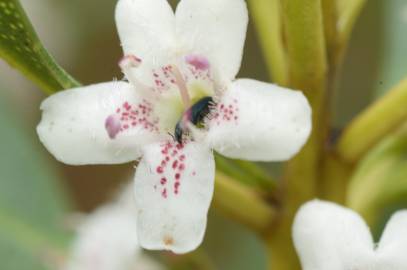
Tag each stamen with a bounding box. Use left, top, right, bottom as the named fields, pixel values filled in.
left=185, top=55, right=210, bottom=70
left=170, top=65, right=191, bottom=108
left=119, top=55, right=141, bottom=85
left=119, top=55, right=153, bottom=92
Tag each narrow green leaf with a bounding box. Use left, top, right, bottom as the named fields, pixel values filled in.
left=0, top=0, right=80, bottom=93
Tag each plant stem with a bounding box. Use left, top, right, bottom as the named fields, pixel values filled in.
left=266, top=0, right=328, bottom=269
left=346, top=123, right=407, bottom=228
left=215, top=155, right=276, bottom=192
left=337, top=78, right=407, bottom=163
left=337, top=0, right=368, bottom=46
left=212, top=171, right=277, bottom=234
left=321, top=0, right=339, bottom=67
left=233, top=159, right=277, bottom=192
left=247, top=0, right=288, bottom=86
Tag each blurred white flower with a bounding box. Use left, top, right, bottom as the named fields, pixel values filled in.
left=65, top=188, right=163, bottom=270
left=293, top=200, right=407, bottom=270
left=37, top=0, right=312, bottom=254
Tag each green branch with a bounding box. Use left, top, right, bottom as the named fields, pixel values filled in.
left=247, top=0, right=288, bottom=85
left=346, top=123, right=407, bottom=228
left=267, top=0, right=328, bottom=269
left=337, top=77, right=407, bottom=163
left=337, top=0, right=368, bottom=45
left=212, top=171, right=277, bottom=234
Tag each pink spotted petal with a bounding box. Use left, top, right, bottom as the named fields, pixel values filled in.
left=116, top=0, right=177, bottom=87
left=206, top=79, right=312, bottom=162
left=37, top=82, right=161, bottom=165
left=176, top=0, right=248, bottom=84
left=134, top=141, right=215, bottom=254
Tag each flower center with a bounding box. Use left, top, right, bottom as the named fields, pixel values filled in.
left=119, top=54, right=215, bottom=137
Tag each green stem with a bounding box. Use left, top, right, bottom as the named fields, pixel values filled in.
left=212, top=171, right=277, bottom=234
left=247, top=0, right=288, bottom=86
left=266, top=0, right=328, bottom=269
left=346, top=124, right=407, bottom=229
left=233, top=159, right=277, bottom=192
left=337, top=78, right=407, bottom=163
left=322, top=0, right=339, bottom=67
left=337, top=0, right=368, bottom=45
left=215, top=155, right=256, bottom=187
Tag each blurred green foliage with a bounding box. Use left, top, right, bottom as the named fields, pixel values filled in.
left=0, top=92, right=71, bottom=270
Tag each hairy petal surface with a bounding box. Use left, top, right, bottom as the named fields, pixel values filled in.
left=293, top=200, right=374, bottom=270
left=293, top=200, right=407, bottom=270
left=206, top=79, right=312, bottom=161
left=175, top=0, right=248, bottom=85
left=134, top=141, right=215, bottom=254
left=116, top=0, right=177, bottom=85
left=37, top=82, right=161, bottom=165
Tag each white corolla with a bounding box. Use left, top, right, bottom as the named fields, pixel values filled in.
left=37, top=0, right=312, bottom=254
left=65, top=188, right=164, bottom=270
left=293, top=200, right=407, bottom=270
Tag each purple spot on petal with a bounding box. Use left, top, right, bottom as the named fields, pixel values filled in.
left=105, top=114, right=121, bottom=139
left=185, top=55, right=210, bottom=70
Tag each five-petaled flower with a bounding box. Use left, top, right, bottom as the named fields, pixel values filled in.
left=37, top=0, right=312, bottom=253
left=293, top=200, right=407, bottom=270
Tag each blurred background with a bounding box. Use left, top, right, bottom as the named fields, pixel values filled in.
left=0, top=0, right=406, bottom=269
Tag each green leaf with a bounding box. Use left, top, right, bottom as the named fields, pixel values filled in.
left=0, top=93, right=71, bottom=269
left=347, top=124, right=407, bottom=232
left=0, top=0, right=80, bottom=93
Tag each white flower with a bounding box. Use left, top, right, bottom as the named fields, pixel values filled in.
left=65, top=188, right=164, bottom=270
left=293, top=200, right=407, bottom=270
left=37, top=0, right=312, bottom=254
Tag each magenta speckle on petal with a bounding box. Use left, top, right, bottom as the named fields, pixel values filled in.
left=185, top=55, right=210, bottom=70
left=105, top=114, right=121, bottom=139
left=155, top=141, right=190, bottom=197
left=156, top=166, right=164, bottom=174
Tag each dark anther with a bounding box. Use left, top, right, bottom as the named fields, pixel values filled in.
left=174, top=96, right=214, bottom=144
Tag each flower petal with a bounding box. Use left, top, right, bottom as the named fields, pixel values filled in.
left=134, top=141, right=215, bottom=254
left=115, top=0, right=176, bottom=85
left=293, top=200, right=374, bottom=270
left=376, top=211, right=407, bottom=269
left=66, top=186, right=165, bottom=270
left=66, top=205, right=140, bottom=270
left=175, top=0, right=248, bottom=84
left=37, top=82, right=161, bottom=165
left=206, top=79, right=312, bottom=162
